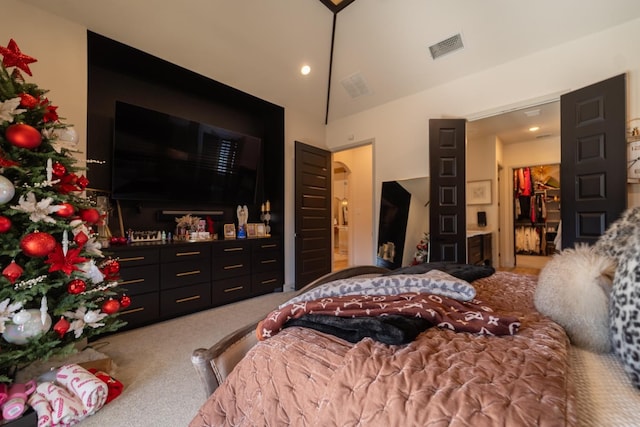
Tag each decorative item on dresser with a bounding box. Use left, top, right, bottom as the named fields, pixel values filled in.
left=110, top=237, right=283, bottom=331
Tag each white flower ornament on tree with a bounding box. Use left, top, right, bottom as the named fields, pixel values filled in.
left=11, top=191, right=61, bottom=223
left=63, top=306, right=108, bottom=339
left=0, top=97, right=25, bottom=123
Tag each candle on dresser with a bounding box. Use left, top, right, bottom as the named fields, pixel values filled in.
left=265, top=200, right=270, bottom=212
left=261, top=203, right=265, bottom=213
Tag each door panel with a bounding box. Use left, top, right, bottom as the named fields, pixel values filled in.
left=429, top=119, right=466, bottom=262
left=560, top=74, right=627, bottom=248
left=295, top=141, right=332, bottom=289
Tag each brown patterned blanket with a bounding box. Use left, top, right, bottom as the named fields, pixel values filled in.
left=190, top=271, right=577, bottom=427
left=257, top=292, right=521, bottom=340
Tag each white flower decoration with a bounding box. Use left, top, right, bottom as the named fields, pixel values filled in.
left=0, top=298, right=24, bottom=333
left=63, top=306, right=108, bottom=339
left=78, top=260, right=105, bottom=284
left=11, top=192, right=62, bottom=224
left=0, top=98, right=26, bottom=123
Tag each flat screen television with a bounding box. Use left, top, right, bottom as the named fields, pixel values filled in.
left=112, top=101, right=262, bottom=204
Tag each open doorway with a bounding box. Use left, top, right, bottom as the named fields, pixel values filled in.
left=513, top=163, right=560, bottom=270
left=332, top=144, right=373, bottom=271
left=467, top=99, right=560, bottom=270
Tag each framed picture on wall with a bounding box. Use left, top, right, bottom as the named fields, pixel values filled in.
left=467, top=180, right=492, bottom=205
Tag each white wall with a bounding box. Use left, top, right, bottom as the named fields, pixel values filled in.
left=5, top=1, right=88, bottom=161
left=326, top=18, right=640, bottom=267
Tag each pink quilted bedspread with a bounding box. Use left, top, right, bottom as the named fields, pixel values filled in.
left=190, top=271, right=577, bottom=427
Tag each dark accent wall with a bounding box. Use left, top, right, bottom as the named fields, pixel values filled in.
left=86, top=31, right=284, bottom=237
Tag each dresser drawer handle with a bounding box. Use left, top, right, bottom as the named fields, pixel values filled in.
left=223, top=247, right=244, bottom=252
left=120, top=278, right=145, bottom=285
left=223, top=264, right=244, bottom=270
left=261, top=259, right=277, bottom=264
left=176, top=295, right=201, bottom=303
left=261, top=278, right=278, bottom=285
left=176, top=270, right=201, bottom=277
left=176, top=251, right=201, bottom=257
left=224, top=286, right=244, bottom=293
left=119, top=256, right=145, bottom=262
left=120, top=307, right=144, bottom=315
left=261, top=244, right=277, bottom=249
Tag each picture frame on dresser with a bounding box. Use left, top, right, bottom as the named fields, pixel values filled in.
left=467, top=180, right=492, bottom=205
left=256, top=223, right=266, bottom=237
left=223, top=224, right=236, bottom=239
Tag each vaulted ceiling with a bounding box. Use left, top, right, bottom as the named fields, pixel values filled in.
left=20, top=0, right=640, bottom=128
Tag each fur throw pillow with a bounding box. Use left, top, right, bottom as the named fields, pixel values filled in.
left=595, top=207, right=640, bottom=388
left=534, top=244, right=615, bottom=353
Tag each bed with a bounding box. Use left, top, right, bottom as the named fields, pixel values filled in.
left=189, top=264, right=586, bottom=426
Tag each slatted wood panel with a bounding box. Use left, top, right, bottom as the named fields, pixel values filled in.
left=295, top=142, right=332, bottom=289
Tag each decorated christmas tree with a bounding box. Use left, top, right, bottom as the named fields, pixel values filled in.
left=0, top=39, right=128, bottom=383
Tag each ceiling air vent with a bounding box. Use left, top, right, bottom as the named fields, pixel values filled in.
left=429, top=33, right=464, bottom=60
left=340, top=72, right=371, bottom=99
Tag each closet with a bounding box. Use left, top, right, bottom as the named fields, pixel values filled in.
left=513, top=164, right=560, bottom=256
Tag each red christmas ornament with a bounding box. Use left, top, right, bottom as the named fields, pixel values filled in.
left=119, top=295, right=131, bottom=309
left=79, top=208, right=101, bottom=224
left=20, top=231, right=56, bottom=257
left=55, top=203, right=75, bottom=218
left=101, top=259, right=120, bottom=279
left=53, top=317, right=70, bottom=338
left=74, top=231, right=89, bottom=246
left=67, top=279, right=86, bottom=294
left=18, top=93, right=38, bottom=108
left=2, top=261, right=23, bottom=284
left=0, top=39, right=37, bottom=76
left=101, top=299, right=120, bottom=315
left=0, top=216, right=11, bottom=233
left=5, top=123, right=42, bottom=149
left=52, top=162, right=66, bottom=177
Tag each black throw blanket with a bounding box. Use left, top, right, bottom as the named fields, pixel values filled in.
left=284, top=314, right=432, bottom=345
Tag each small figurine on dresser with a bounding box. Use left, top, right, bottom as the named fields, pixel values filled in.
left=236, top=205, right=248, bottom=238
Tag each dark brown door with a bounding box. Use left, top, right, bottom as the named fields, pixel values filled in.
left=295, top=141, right=332, bottom=289
left=560, top=74, right=627, bottom=248
left=429, top=119, right=467, bottom=262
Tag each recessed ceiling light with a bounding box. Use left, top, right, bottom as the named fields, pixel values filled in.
left=301, top=65, right=311, bottom=75
left=529, top=126, right=540, bottom=132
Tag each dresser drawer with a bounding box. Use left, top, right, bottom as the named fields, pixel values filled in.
left=212, top=252, right=251, bottom=279
left=252, top=238, right=281, bottom=253
left=212, top=240, right=250, bottom=257
left=212, top=275, right=252, bottom=306
left=118, top=292, right=160, bottom=330
left=118, top=264, right=159, bottom=296
left=160, top=282, right=211, bottom=318
left=160, top=244, right=210, bottom=263
left=252, top=248, right=282, bottom=274
left=252, top=271, right=283, bottom=295
left=115, top=248, right=160, bottom=268
left=160, top=259, right=211, bottom=290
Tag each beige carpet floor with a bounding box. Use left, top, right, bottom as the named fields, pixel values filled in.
left=75, top=290, right=294, bottom=427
